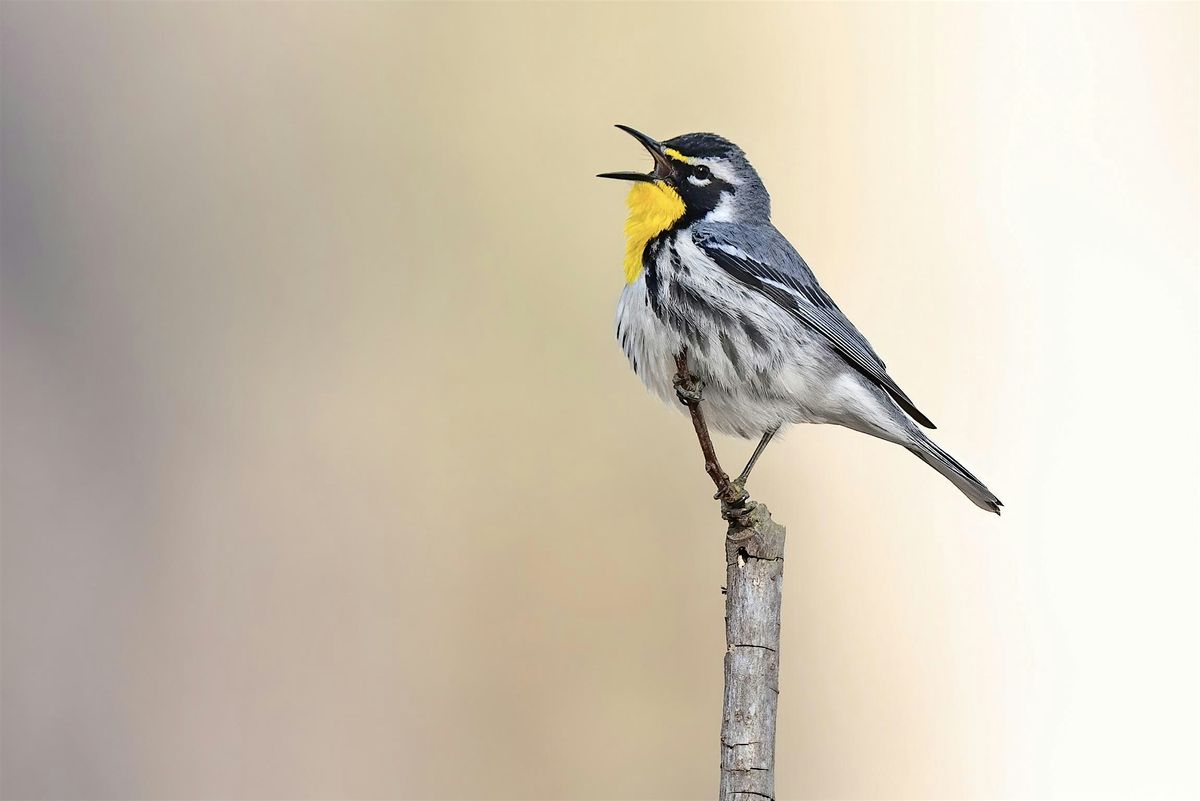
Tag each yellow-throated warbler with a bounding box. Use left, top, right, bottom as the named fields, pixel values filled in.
left=600, top=125, right=1001, bottom=513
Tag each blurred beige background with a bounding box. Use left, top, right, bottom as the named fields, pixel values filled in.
left=2, top=2, right=1196, bottom=799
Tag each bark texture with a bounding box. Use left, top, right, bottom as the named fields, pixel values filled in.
left=720, top=504, right=785, bottom=800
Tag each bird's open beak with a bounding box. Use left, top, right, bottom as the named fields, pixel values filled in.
left=597, top=124, right=675, bottom=183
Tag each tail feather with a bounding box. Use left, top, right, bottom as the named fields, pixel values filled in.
left=910, top=435, right=1002, bottom=514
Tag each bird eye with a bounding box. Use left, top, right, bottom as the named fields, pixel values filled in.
left=694, top=165, right=711, bottom=180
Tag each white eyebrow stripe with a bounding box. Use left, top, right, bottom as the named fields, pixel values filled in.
left=692, top=158, right=741, bottom=185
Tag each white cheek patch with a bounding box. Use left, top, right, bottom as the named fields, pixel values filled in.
left=705, top=192, right=736, bottom=222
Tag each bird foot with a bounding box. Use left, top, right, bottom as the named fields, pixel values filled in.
left=717, top=479, right=755, bottom=526
left=673, top=374, right=703, bottom=407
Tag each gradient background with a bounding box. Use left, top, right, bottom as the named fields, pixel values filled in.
left=2, top=2, right=1197, bottom=799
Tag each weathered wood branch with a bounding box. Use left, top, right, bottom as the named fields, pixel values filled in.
left=673, top=350, right=787, bottom=801
left=719, top=505, right=785, bottom=801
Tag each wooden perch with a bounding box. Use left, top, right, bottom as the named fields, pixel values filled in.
left=673, top=351, right=787, bottom=801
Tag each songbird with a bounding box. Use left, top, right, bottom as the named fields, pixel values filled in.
left=600, top=125, right=1001, bottom=513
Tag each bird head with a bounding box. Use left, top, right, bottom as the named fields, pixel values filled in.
left=598, top=125, right=771, bottom=227
left=599, top=125, right=771, bottom=282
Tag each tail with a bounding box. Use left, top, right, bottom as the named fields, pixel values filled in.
left=909, top=434, right=1003, bottom=515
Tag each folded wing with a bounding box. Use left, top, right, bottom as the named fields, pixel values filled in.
left=695, top=224, right=936, bottom=429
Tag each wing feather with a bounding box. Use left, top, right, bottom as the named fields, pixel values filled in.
left=696, top=225, right=936, bottom=429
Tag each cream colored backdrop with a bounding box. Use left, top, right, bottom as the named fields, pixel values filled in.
left=2, top=3, right=1196, bottom=799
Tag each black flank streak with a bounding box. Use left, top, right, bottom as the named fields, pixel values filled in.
left=740, top=313, right=769, bottom=352
left=672, top=280, right=736, bottom=330
left=670, top=245, right=687, bottom=276
left=644, top=238, right=663, bottom=318
left=719, top=330, right=744, bottom=376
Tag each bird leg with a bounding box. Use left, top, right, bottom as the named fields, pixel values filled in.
left=735, top=427, right=779, bottom=487
left=673, top=351, right=753, bottom=525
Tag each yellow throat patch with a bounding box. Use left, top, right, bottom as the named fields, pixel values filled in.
left=622, top=181, right=686, bottom=284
